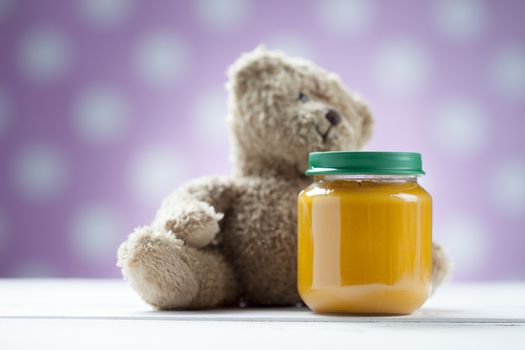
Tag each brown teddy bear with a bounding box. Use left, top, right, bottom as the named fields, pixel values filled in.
left=117, top=47, right=449, bottom=309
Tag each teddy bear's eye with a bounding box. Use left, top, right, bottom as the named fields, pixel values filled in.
left=298, top=92, right=309, bottom=103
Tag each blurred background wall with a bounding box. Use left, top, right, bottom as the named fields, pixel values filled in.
left=0, top=0, right=524, bottom=280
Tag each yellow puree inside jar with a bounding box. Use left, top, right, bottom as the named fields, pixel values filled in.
left=297, top=178, right=432, bottom=314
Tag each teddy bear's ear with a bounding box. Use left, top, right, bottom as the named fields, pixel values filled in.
left=226, top=45, right=284, bottom=100
left=352, top=94, right=374, bottom=148
left=253, top=44, right=268, bottom=54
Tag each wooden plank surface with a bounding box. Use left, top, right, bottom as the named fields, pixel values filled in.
left=1, top=279, right=524, bottom=323
left=2, top=318, right=524, bottom=350
left=0, top=280, right=524, bottom=350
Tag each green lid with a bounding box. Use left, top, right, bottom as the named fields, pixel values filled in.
left=305, top=151, right=425, bottom=176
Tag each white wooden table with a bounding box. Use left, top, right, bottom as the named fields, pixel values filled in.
left=0, top=280, right=524, bottom=349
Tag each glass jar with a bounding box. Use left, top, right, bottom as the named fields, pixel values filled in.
left=297, top=152, right=432, bottom=315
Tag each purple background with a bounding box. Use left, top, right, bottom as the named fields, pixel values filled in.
left=0, top=0, right=524, bottom=280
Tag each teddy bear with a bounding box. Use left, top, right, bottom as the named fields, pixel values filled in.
left=117, top=46, right=450, bottom=309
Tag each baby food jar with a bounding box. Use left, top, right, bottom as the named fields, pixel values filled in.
left=298, top=152, right=432, bottom=315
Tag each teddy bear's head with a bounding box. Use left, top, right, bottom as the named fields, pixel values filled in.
left=226, top=47, right=373, bottom=177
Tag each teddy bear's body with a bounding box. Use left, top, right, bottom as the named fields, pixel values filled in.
left=117, top=47, right=449, bottom=309
left=220, top=175, right=309, bottom=304
left=210, top=175, right=307, bottom=304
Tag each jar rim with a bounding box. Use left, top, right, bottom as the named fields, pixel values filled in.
left=305, top=151, right=425, bottom=176
left=318, top=174, right=419, bottom=180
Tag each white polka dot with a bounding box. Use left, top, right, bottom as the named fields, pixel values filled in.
left=16, top=27, right=72, bottom=82
left=433, top=0, right=487, bottom=41
left=490, top=45, right=525, bottom=99
left=194, top=0, right=250, bottom=32
left=128, top=145, right=185, bottom=203
left=77, top=0, right=134, bottom=28
left=432, top=98, right=489, bottom=156
left=12, top=145, right=69, bottom=201
left=266, top=34, right=315, bottom=60
left=70, top=204, right=124, bottom=263
left=132, top=31, right=190, bottom=87
left=0, top=88, right=11, bottom=137
left=72, top=85, right=129, bottom=145
left=373, top=39, right=431, bottom=96
left=435, top=214, right=490, bottom=276
left=488, top=158, right=525, bottom=216
left=190, top=90, right=228, bottom=144
left=15, top=260, right=59, bottom=277
left=0, top=0, right=13, bottom=20
left=315, top=0, right=374, bottom=36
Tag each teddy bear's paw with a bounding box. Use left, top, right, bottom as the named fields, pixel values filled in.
left=154, top=201, right=224, bottom=248
left=431, top=242, right=453, bottom=294
left=117, top=225, right=199, bottom=309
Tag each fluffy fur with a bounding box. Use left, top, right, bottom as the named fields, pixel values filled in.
left=117, top=46, right=450, bottom=309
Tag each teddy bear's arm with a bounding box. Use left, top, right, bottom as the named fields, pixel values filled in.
left=151, top=176, right=235, bottom=248
left=117, top=175, right=240, bottom=309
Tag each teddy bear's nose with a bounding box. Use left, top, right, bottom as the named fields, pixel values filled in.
left=325, top=109, right=341, bottom=126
